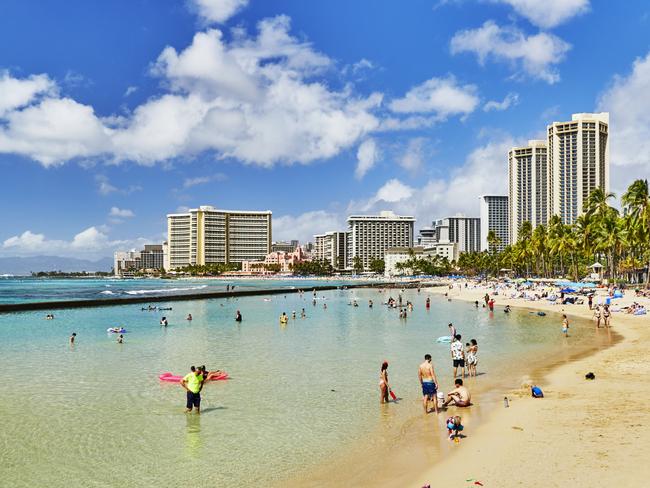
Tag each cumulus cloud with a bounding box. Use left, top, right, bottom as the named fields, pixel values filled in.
left=349, top=135, right=517, bottom=224
left=398, top=137, right=427, bottom=173
left=189, top=0, right=248, bottom=24
left=450, top=21, right=571, bottom=84
left=389, top=76, right=479, bottom=118
left=0, top=17, right=385, bottom=168
left=494, top=0, right=590, bottom=29
left=355, top=138, right=380, bottom=179
left=483, top=92, right=519, bottom=111
left=95, top=175, right=142, bottom=196
left=0, top=71, right=56, bottom=116
left=1, top=226, right=147, bottom=258
left=273, top=210, right=344, bottom=243
left=597, top=51, right=650, bottom=193
left=109, top=207, right=135, bottom=218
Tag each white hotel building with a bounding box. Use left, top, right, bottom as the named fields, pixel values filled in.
left=508, top=112, right=609, bottom=243
left=166, top=206, right=271, bottom=270
left=479, top=195, right=509, bottom=252
left=347, top=211, right=415, bottom=270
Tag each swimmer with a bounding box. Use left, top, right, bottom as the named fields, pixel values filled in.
left=323, top=303, right=327, bottom=309
left=200, top=365, right=224, bottom=381
left=292, top=311, right=297, bottom=319
left=301, top=308, right=306, bottom=318
left=235, top=310, right=242, bottom=322
left=69, top=332, right=76, bottom=345
left=186, top=314, right=192, bottom=321
left=117, top=334, right=124, bottom=344
left=160, top=317, right=168, bottom=327
left=369, top=300, right=373, bottom=308
left=280, top=312, right=288, bottom=324
left=504, top=305, right=511, bottom=313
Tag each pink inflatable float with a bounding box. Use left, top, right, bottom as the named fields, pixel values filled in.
left=159, top=371, right=229, bottom=382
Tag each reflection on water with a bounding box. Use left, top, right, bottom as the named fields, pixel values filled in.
left=0, top=289, right=611, bottom=487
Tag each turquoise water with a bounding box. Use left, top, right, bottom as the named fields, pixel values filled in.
left=0, top=277, right=372, bottom=304
left=0, top=289, right=606, bottom=487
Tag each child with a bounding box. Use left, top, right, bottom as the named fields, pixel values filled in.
left=446, top=415, right=464, bottom=440
left=562, top=314, right=569, bottom=337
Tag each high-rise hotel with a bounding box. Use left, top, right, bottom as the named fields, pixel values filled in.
left=167, top=206, right=272, bottom=270
left=347, top=211, right=415, bottom=270
left=508, top=113, right=609, bottom=243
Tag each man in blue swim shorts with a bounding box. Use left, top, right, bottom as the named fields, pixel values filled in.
left=181, top=366, right=204, bottom=414
left=418, top=354, right=439, bottom=414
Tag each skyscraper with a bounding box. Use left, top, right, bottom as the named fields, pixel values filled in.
left=479, top=195, right=509, bottom=252
left=167, top=206, right=271, bottom=270
left=347, top=211, right=415, bottom=270
left=508, top=140, right=549, bottom=243
left=432, top=216, right=481, bottom=253
left=508, top=112, right=609, bottom=243
left=548, top=112, right=609, bottom=224
left=313, top=231, right=349, bottom=270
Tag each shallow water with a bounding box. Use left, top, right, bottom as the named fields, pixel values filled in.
left=0, top=289, right=607, bottom=487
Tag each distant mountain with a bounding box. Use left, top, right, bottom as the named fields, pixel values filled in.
left=0, top=256, right=113, bottom=275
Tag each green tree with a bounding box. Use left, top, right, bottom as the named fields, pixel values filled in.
left=352, top=256, right=364, bottom=274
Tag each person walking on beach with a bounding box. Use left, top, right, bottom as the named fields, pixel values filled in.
left=451, top=334, right=465, bottom=378
left=562, top=314, right=570, bottom=337
left=588, top=294, right=593, bottom=310
left=379, top=361, right=390, bottom=404
left=594, top=306, right=602, bottom=328
left=418, top=354, right=439, bottom=414
left=603, top=305, right=611, bottom=327
left=181, top=366, right=203, bottom=414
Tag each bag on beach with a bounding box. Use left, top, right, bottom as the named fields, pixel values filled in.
left=531, top=386, right=544, bottom=398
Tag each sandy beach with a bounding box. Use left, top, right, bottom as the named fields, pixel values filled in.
left=410, top=283, right=650, bottom=487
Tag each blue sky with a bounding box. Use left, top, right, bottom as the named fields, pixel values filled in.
left=1, top=0, right=650, bottom=259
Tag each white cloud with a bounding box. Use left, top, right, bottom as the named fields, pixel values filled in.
left=483, top=92, right=519, bottom=111
left=95, top=175, right=142, bottom=196
left=389, top=76, right=479, bottom=117
left=349, top=135, right=517, bottom=224
left=189, top=0, right=248, bottom=24
left=355, top=138, right=380, bottom=179
left=109, top=207, right=135, bottom=218
left=2, top=226, right=148, bottom=259
left=495, top=0, right=589, bottom=29
left=398, top=137, right=427, bottom=173
left=182, top=173, right=227, bottom=188
left=450, top=21, right=571, bottom=84
left=124, top=86, right=138, bottom=97
left=597, top=51, right=650, bottom=193
left=0, top=17, right=383, bottom=168
left=273, top=210, right=343, bottom=243
left=0, top=71, right=56, bottom=116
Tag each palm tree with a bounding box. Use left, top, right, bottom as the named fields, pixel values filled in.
left=622, top=179, right=650, bottom=287
left=487, top=230, right=501, bottom=254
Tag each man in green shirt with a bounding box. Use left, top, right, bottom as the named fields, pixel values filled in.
left=181, top=366, right=204, bottom=414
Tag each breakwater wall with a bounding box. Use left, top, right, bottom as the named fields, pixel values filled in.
left=0, top=283, right=386, bottom=313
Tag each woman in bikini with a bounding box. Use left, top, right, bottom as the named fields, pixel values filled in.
left=379, top=361, right=390, bottom=404
left=466, top=339, right=478, bottom=377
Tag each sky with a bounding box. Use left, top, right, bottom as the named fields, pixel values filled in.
left=1, top=0, right=650, bottom=259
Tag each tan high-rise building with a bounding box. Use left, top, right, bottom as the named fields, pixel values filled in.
left=508, top=112, right=609, bottom=242
left=508, top=140, right=549, bottom=243
left=313, top=231, right=348, bottom=270
left=166, top=206, right=271, bottom=270
left=548, top=112, right=609, bottom=224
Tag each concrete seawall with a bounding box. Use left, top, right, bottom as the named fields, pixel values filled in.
left=0, top=283, right=385, bottom=313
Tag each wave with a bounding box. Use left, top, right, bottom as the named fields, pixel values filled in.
left=124, top=285, right=208, bottom=295
left=100, top=290, right=115, bottom=295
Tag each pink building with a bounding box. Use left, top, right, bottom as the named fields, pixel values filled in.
left=242, top=247, right=308, bottom=274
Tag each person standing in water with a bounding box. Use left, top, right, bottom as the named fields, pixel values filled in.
left=450, top=334, right=465, bottom=378
left=379, top=361, right=390, bottom=404
left=117, top=334, right=124, bottom=344
left=425, top=297, right=430, bottom=309
left=235, top=310, right=242, bottom=322
left=181, top=366, right=203, bottom=414
left=418, top=354, right=439, bottom=414
left=69, top=332, right=76, bottom=345
left=562, top=314, right=570, bottom=337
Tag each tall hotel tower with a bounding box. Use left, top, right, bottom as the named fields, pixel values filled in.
left=167, top=206, right=272, bottom=270
left=508, top=113, right=609, bottom=243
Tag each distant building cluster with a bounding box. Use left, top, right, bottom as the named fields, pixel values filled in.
left=112, top=112, right=611, bottom=277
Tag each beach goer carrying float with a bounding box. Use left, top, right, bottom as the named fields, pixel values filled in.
left=418, top=354, right=439, bottom=414
left=181, top=366, right=203, bottom=414
left=379, top=361, right=391, bottom=404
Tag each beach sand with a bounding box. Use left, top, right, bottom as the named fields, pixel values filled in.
left=409, top=284, right=650, bottom=488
